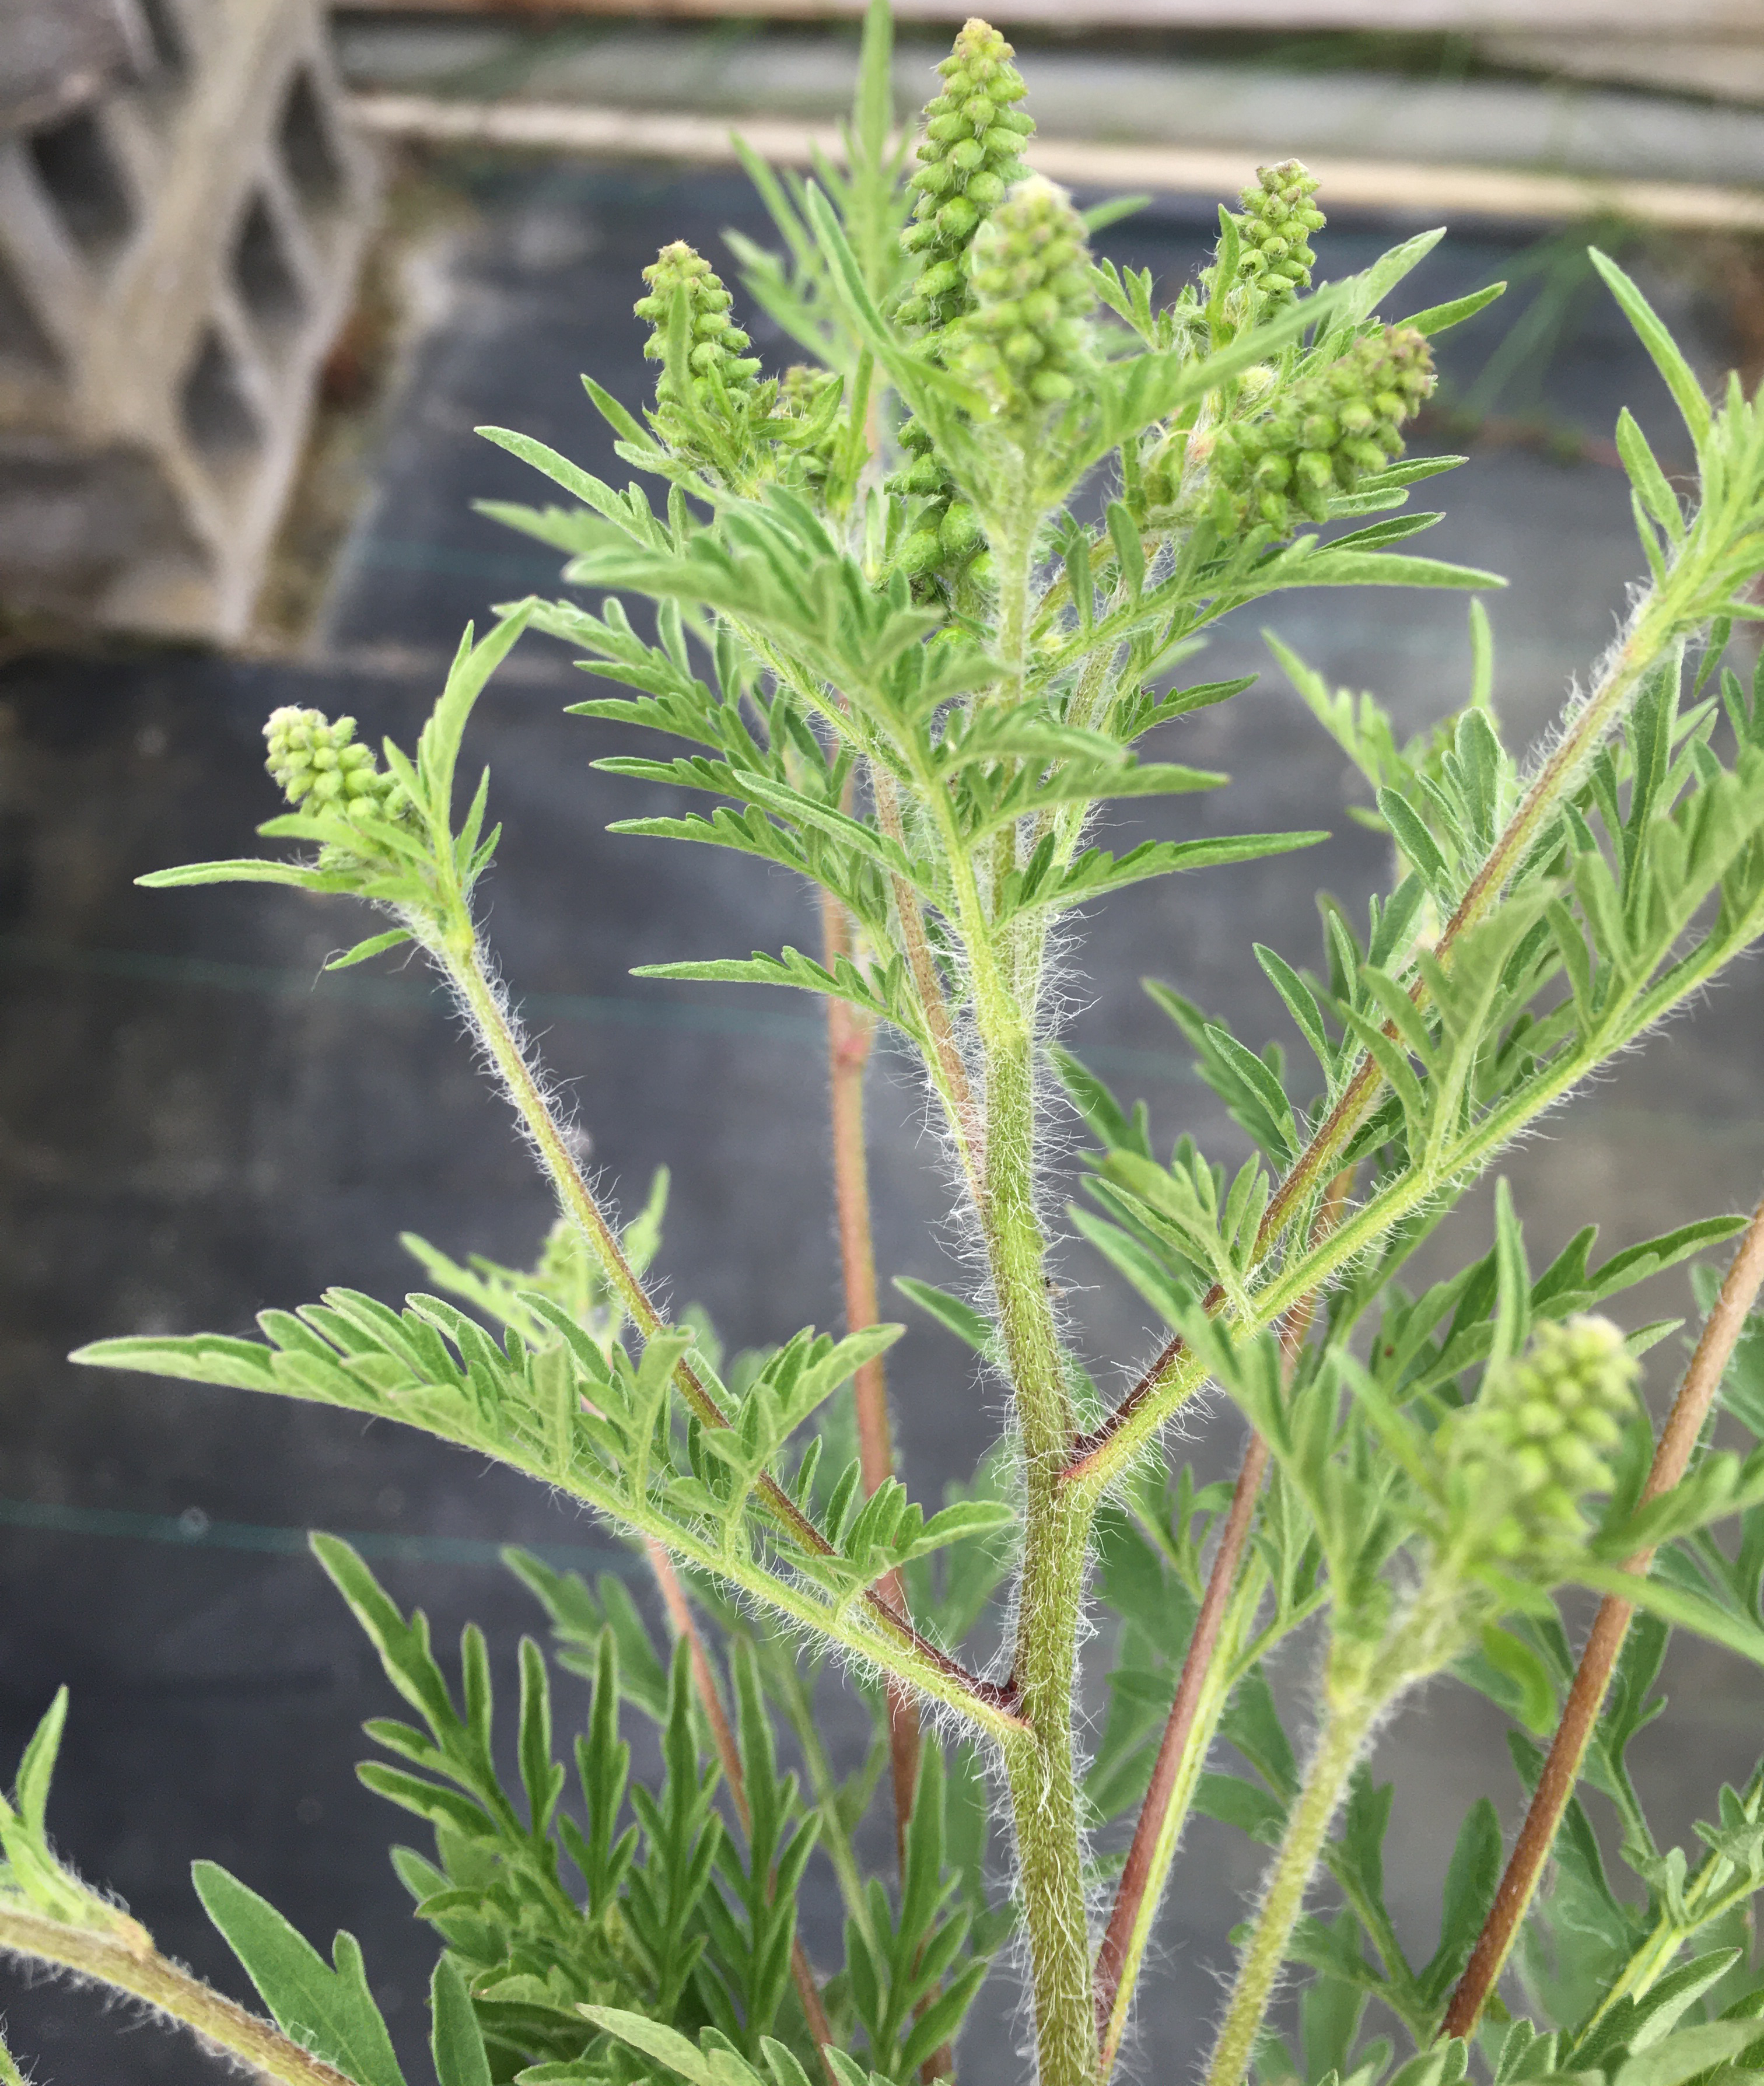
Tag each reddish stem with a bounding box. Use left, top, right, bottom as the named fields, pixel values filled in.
left=1094, top=1431, right=1270, bottom=2046
left=1441, top=1185, right=1764, bottom=2042
left=1092, top=1175, right=1349, bottom=2065
left=821, top=886, right=925, bottom=1874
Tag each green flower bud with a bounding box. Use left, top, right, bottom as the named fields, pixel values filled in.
left=949, top=177, right=1095, bottom=422
left=264, top=708, right=405, bottom=828
left=1206, top=324, right=1434, bottom=537
left=900, top=451, right=949, bottom=496
left=1443, top=1315, right=1640, bottom=1564
left=898, top=526, right=945, bottom=578
left=939, top=500, right=985, bottom=561
left=1202, top=159, right=1328, bottom=313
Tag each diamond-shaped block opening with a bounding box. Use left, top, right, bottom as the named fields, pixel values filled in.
left=0, top=249, right=61, bottom=376
left=137, top=0, right=188, bottom=77
left=277, top=69, right=342, bottom=213
left=231, top=192, right=306, bottom=351
left=180, top=327, right=261, bottom=478
left=27, top=110, right=136, bottom=267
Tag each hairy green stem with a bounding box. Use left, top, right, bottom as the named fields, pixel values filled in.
left=1205, top=1678, right=1381, bottom=2086
left=981, top=995, right=1094, bottom=2086
left=0, top=1905, right=354, bottom=2085
left=1205, top=1567, right=1468, bottom=2086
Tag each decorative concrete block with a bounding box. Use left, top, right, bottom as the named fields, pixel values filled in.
left=0, top=0, right=377, bottom=639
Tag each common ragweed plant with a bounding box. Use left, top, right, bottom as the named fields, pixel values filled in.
left=9, top=9, right=1764, bottom=2086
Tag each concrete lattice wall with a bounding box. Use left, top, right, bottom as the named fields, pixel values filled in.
left=0, top=0, right=376, bottom=639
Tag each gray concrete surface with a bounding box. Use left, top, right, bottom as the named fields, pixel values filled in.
left=1, top=160, right=1762, bottom=2082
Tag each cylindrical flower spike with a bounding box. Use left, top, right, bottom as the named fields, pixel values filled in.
left=264, top=708, right=404, bottom=828
left=897, top=18, right=1034, bottom=341
left=634, top=240, right=763, bottom=455
left=1208, top=324, right=1435, bottom=537
left=950, top=176, right=1096, bottom=422
left=1203, top=160, right=1327, bottom=313
left=889, top=18, right=1034, bottom=597
left=1442, top=1315, right=1641, bottom=1564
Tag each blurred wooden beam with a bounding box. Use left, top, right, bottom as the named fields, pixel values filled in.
left=330, top=0, right=1760, bottom=34
left=349, top=92, right=1764, bottom=230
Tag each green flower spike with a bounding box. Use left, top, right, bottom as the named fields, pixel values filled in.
left=950, top=176, right=1096, bottom=421
left=1444, top=1315, right=1640, bottom=1564
left=1205, top=160, right=1326, bottom=312
left=1208, top=323, right=1436, bottom=536
left=264, top=708, right=404, bottom=828
left=634, top=241, right=762, bottom=421
left=890, top=18, right=1032, bottom=596
left=897, top=17, right=1034, bottom=339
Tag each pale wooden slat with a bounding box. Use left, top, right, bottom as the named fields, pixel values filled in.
left=349, top=90, right=1764, bottom=230
left=330, top=0, right=1762, bottom=34
left=1480, top=35, right=1764, bottom=104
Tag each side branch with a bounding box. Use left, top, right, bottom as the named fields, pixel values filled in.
left=0, top=1905, right=354, bottom=2086
left=1094, top=1433, right=1267, bottom=2069
left=1441, top=1181, right=1764, bottom=2040
left=444, top=936, right=1020, bottom=1732
left=1066, top=604, right=1674, bottom=1485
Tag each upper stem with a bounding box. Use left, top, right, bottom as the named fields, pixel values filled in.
left=976, top=937, right=1094, bottom=2086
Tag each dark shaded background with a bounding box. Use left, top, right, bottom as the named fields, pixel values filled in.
left=2, top=163, right=1762, bottom=2080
